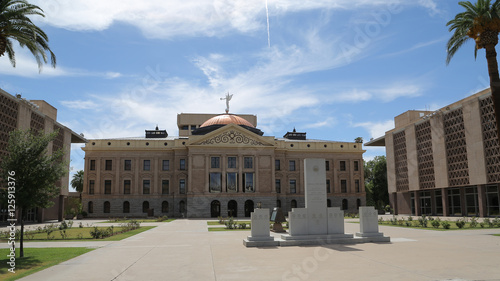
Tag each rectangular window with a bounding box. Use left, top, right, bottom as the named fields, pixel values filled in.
left=162, top=180, right=169, bottom=195
left=244, top=173, right=254, bottom=192
left=276, top=179, right=281, bottom=193
left=105, top=160, right=112, bottom=171
left=448, top=188, right=462, bottom=216
left=486, top=184, right=500, bottom=216
left=124, top=160, right=132, bottom=171
left=179, top=179, right=186, bottom=194
left=465, top=187, right=479, bottom=216
left=89, top=180, right=95, bottom=194
left=244, top=157, right=253, bottom=169
left=226, top=172, right=238, bottom=192
left=341, top=179, right=347, bottom=193
left=90, top=160, right=96, bottom=171
left=211, top=157, right=220, bottom=169
left=325, top=161, right=330, bottom=171
left=180, top=159, right=186, bottom=170
left=355, top=179, right=360, bottom=193
left=326, top=179, right=331, bottom=193
left=181, top=125, right=189, bottom=130
left=289, top=160, right=296, bottom=171
left=104, top=180, right=112, bottom=194
left=435, top=190, right=443, bottom=215
left=143, top=180, right=150, bottom=194
left=162, top=160, right=170, bottom=171
left=227, top=157, right=237, bottom=169
left=275, top=160, right=281, bottom=171
left=210, top=173, right=222, bottom=192
left=290, top=180, right=296, bottom=194
left=143, top=160, right=151, bottom=171
left=340, top=161, right=346, bottom=171
left=124, top=180, right=131, bottom=194
left=354, top=161, right=359, bottom=171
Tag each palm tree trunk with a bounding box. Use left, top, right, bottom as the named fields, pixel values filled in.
left=485, top=44, right=500, bottom=139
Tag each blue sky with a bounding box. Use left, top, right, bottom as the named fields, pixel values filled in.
left=0, top=1, right=492, bottom=190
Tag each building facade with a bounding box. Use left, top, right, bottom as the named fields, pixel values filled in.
left=366, top=89, right=500, bottom=217
left=82, top=113, right=366, bottom=218
left=0, top=89, right=86, bottom=222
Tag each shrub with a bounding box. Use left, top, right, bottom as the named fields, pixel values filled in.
left=484, top=218, right=494, bottom=228
left=480, top=222, right=485, bottom=228
left=225, top=217, right=235, bottom=229
left=398, top=219, right=405, bottom=226
left=378, top=217, right=384, bottom=223
left=79, top=222, right=84, bottom=228
left=493, top=217, right=500, bottom=227
left=60, top=230, right=68, bottom=239
left=418, top=215, right=428, bottom=228
left=238, top=223, right=247, bottom=229
left=156, top=215, right=169, bottom=222
left=455, top=219, right=465, bottom=229
left=431, top=218, right=441, bottom=229
left=81, top=211, right=88, bottom=218
left=469, top=217, right=478, bottom=228
left=390, top=215, right=398, bottom=225
left=441, top=220, right=451, bottom=229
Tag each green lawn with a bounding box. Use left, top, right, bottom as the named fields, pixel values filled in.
left=0, top=226, right=155, bottom=242
left=494, top=234, right=500, bottom=237
left=208, top=227, right=251, bottom=232
left=377, top=221, right=496, bottom=231
left=0, top=247, right=94, bottom=281
left=207, top=221, right=250, bottom=225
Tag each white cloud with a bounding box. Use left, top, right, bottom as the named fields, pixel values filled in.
left=31, top=0, right=436, bottom=39
left=417, top=0, right=441, bottom=16
left=0, top=47, right=124, bottom=78
left=376, top=84, right=422, bottom=102
left=61, top=100, right=99, bottom=110
left=354, top=119, right=394, bottom=139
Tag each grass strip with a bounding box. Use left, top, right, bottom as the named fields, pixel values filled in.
left=0, top=247, right=94, bottom=281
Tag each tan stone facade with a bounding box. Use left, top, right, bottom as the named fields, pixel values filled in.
left=0, top=89, right=86, bottom=222
left=82, top=114, right=366, bottom=218
left=366, top=89, right=500, bottom=217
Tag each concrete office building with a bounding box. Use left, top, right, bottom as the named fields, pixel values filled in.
left=366, top=88, right=500, bottom=217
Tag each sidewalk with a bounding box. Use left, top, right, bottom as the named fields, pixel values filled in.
left=9, top=219, right=500, bottom=281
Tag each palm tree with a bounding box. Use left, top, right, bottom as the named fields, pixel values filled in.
left=447, top=0, right=500, bottom=137
left=71, top=170, right=84, bottom=202
left=0, top=0, right=56, bottom=71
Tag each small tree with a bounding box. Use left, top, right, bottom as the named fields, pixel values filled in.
left=71, top=170, right=84, bottom=202
left=364, top=156, right=389, bottom=210
left=0, top=129, right=66, bottom=257
left=354, top=137, right=363, bottom=143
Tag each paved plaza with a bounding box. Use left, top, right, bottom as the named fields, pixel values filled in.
left=3, top=218, right=500, bottom=281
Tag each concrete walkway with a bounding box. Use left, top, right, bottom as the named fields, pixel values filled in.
left=9, top=219, right=500, bottom=281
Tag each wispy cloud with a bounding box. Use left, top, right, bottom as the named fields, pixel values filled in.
left=60, top=100, right=100, bottom=110
left=31, top=0, right=441, bottom=39
left=379, top=37, right=447, bottom=59
left=354, top=119, right=394, bottom=139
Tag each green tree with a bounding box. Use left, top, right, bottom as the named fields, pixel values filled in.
left=0, top=0, right=56, bottom=71
left=0, top=129, right=66, bottom=257
left=354, top=137, right=363, bottom=143
left=71, top=170, right=84, bottom=202
left=446, top=0, right=500, bottom=138
left=364, top=156, right=389, bottom=211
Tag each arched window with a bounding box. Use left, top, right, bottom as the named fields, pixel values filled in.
left=162, top=201, right=169, bottom=213
left=143, top=201, right=149, bottom=213
left=342, top=199, right=348, bottom=211
left=88, top=201, right=94, bottom=214
left=210, top=200, right=220, bottom=217
left=123, top=201, right=130, bottom=213
left=104, top=201, right=110, bottom=213
left=291, top=199, right=297, bottom=209
left=327, top=199, right=332, bottom=207
left=356, top=199, right=361, bottom=209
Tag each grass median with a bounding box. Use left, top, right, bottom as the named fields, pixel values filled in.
left=0, top=247, right=95, bottom=281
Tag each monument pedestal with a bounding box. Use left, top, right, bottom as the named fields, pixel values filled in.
left=355, top=206, right=390, bottom=242
left=243, top=208, right=279, bottom=247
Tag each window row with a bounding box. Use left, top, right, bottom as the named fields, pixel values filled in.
left=87, top=179, right=186, bottom=195
left=89, top=159, right=186, bottom=171
left=209, top=172, right=255, bottom=193
left=87, top=200, right=183, bottom=214
left=274, top=160, right=360, bottom=172
left=210, top=156, right=254, bottom=169
left=275, top=179, right=361, bottom=193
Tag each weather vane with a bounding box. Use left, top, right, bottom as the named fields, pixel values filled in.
left=220, top=92, right=233, bottom=113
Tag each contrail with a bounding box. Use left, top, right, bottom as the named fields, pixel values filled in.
left=265, top=0, right=270, bottom=48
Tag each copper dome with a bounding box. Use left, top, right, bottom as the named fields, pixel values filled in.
left=200, top=114, right=254, bottom=128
